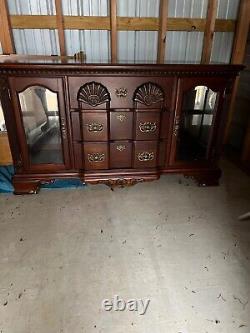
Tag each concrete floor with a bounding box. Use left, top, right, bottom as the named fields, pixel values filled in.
left=0, top=161, right=249, bottom=333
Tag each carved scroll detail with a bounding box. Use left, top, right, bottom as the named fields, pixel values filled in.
left=77, top=81, right=111, bottom=107
left=133, top=82, right=164, bottom=106
left=96, top=178, right=144, bottom=188
left=88, top=153, right=105, bottom=162
left=139, top=122, right=157, bottom=133
left=138, top=152, right=154, bottom=162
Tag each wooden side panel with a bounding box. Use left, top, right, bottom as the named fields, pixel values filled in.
left=0, top=132, right=12, bottom=165
left=224, top=0, right=250, bottom=143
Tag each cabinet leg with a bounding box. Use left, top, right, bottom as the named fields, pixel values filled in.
left=13, top=179, right=41, bottom=195
left=184, top=169, right=222, bottom=187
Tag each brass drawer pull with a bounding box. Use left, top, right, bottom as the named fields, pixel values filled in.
left=116, top=114, right=126, bottom=122
left=138, top=151, right=154, bottom=162
left=88, top=153, right=105, bottom=162
left=173, top=116, right=180, bottom=137
left=139, top=122, right=157, bottom=133
left=61, top=118, right=67, bottom=139
left=116, top=145, right=126, bottom=152
left=86, top=123, right=103, bottom=132
left=115, top=88, right=127, bottom=97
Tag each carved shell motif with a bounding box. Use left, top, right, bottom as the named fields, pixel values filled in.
left=133, top=82, right=164, bottom=106
left=77, top=82, right=111, bottom=107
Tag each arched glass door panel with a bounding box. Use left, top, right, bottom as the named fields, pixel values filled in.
left=18, top=86, right=63, bottom=164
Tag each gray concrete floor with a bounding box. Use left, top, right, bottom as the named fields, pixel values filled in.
left=0, top=161, right=250, bottom=333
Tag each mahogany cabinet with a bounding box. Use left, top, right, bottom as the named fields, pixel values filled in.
left=0, top=58, right=243, bottom=194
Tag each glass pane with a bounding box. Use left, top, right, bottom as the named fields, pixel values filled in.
left=18, top=86, right=63, bottom=164
left=176, top=85, right=218, bottom=161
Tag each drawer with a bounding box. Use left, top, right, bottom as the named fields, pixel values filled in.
left=110, top=141, right=132, bottom=168
left=82, top=112, right=108, bottom=141
left=68, top=77, right=176, bottom=110
left=133, top=141, right=158, bottom=168
left=84, top=143, right=108, bottom=170
left=110, top=111, right=133, bottom=140
left=135, top=112, right=160, bottom=140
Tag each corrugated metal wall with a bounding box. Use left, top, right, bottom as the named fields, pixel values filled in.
left=62, top=0, right=110, bottom=61
left=166, top=0, right=207, bottom=63
left=8, top=0, right=59, bottom=55
left=5, top=0, right=240, bottom=63
left=8, top=0, right=55, bottom=14
left=117, top=0, right=159, bottom=62
left=211, top=0, right=240, bottom=63
left=62, top=0, right=108, bottom=15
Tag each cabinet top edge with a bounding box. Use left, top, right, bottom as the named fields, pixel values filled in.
left=0, top=56, right=244, bottom=75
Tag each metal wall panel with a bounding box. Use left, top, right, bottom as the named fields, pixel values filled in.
left=118, top=31, right=158, bottom=62
left=166, top=1, right=207, bottom=62
left=165, top=31, right=204, bottom=63
left=117, top=0, right=159, bottom=62
left=7, top=0, right=55, bottom=15
left=216, top=0, right=240, bottom=19
left=65, top=30, right=110, bottom=61
left=210, top=32, right=234, bottom=63
left=62, top=0, right=108, bottom=16
left=211, top=0, right=240, bottom=63
left=168, top=0, right=208, bottom=18
left=13, top=29, right=60, bottom=55
left=4, top=0, right=240, bottom=63
left=61, top=1, right=109, bottom=58
left=118, top=0, right=160, bottom=17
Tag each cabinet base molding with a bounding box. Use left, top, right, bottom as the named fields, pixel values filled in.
left=88, top=178, right=145, bottom=188
left=12, top=168, right=221, bottom=194
left=12, top=173, right=79, bottom=195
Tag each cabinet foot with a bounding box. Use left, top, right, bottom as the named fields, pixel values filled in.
left=184, top=169, right=222, bottom=187
left=13, top=179, right=41, bottom=194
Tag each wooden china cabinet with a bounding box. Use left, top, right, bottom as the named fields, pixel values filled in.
left=0, top=56, right=243, bottom=194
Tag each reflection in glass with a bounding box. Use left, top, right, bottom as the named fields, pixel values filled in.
left=19, top=86, right=63, bottom=164
left=177, top=85, right=217, bottom=161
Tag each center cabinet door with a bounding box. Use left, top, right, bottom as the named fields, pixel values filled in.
left=9, top=77, right=71, bottom=172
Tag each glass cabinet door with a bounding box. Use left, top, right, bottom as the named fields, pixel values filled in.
left=18, top=86, right=63, bottom=165
left=176, top=85, right=217, bottom=161
left=10, top=78, right=70, bottom=171
left=170, top=83, right=221, bottom=166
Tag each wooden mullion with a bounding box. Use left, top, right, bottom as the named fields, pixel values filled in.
left=0, top=0, right=15, bottom=54
left=110, top=0, right=117, bottom=63
left=201, top=0, right=218, bottom=64
left=55, top=0, right=66, bottom=56
left=157, top=0, right=168, bottom=63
